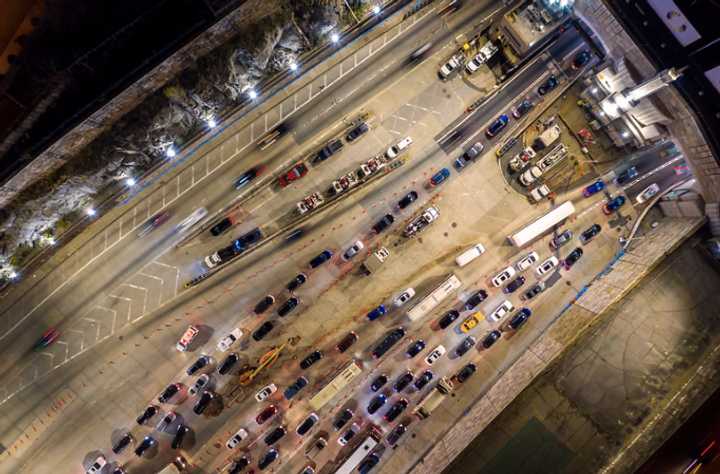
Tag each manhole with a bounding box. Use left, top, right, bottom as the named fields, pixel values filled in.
left=451, top=222, right=458, bottom=228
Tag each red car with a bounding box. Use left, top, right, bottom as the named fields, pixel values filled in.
left=256, top=404, right=279, bottom=425
left=278, top=162, right=308, bottom=187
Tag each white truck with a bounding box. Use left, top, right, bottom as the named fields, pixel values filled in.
left=532, top=124, right=561, bottom=151
left=403, top=206, right=440, bottom=237
left=296, top=191, right=325, bottom=214
left=412, top=377, right=455, bottom=419
left=330, top=171, right=359, bottom=195
left=361, top=247, right=390, bottom=275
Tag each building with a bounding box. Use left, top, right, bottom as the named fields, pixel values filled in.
left=498, top=0, right=569, bottom=60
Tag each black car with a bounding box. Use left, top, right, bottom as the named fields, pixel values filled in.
left=264, top=426, right=287, bottom=445
left=616, top=166, right=638, bottom=185
left=333, top=409, right=353, bottom=431
left=258, top=449, right=279, bottom=470
left=112, top=432, right=134, bottom=454
left=572, top=50, right=591, bottom=69
left=283, top=376, right=309, bottom=400
left=252, top=321, right=275, bottom=341
left=186, top=355, right=211, bottom=376
left=455, top=336, right=476, bottom=356
left=438, top=309, right=460, bottom=329
left=508, top=308, right=532, bottom=330
left=240, top=227, right=263, bottom=245
left=464, top=290, right=488, bottom=310
left=370, top=374, right=388, bottom=392
left=538, top=75, right=558, bottom=95
left=394, top=372, right=413, bottom=392
left=372, top=214, right=395, bottom=234
left=580, top=224, right=602, bottom=244
left=564, top=247, right=584, bottom=268
left=134, top=436, right=156, bottom=457
left=522, top=282, right=546, bottom=301
left=503, top=276, right=526, bottom=294
left=384, top=398, right=409, bottom=422
left=210, top=217, right=233, bottom=236
left=158, top=383, right=180, bottom=403
left=296, top=414, right=319, bottom=436
left=277, top=297, right=299, bottom=317
left=336, top=332, right=358, bottom=353
left=171, top=425, right=189, bottom=449
left=456, top=363, right=477, bottom=383
left=254, top=295, right=275, bottom=315
left=193, top=391, right=214, bottom=414
left=372, top=327, right=406, bottom=358
left=300, top=350, right=322, bottom=370
left=367, top=394, right=387, bottom=415
left=512, top=100, right=534, bottom=118
left=397, top=191, right=418, bottom=209
left=414, top=370, right=433, bottom=390
left=358, top=454, right=381, bottom=474
left=387, top=424, right=407, bottom=445
left=136, top=405, right=159, bottom=425
left=228, top=457, right=250, bottom=474
left=234, top=166, right=263, bottom=190
left=314, top=139, right=344, bottom=163
left=217, top=353, right=239, bottom=375
left=481, top=330, right=502, bottom=349
left=405, top=340, right=426, bottom=358
left=346, top=122, right=370, bottom=142
left=309, top=250, right=333, bottom=268
left=286, top=273, right=307, bottom=292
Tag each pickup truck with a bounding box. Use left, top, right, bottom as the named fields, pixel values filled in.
left=403, top=206, right=440, bottom=237
left=362, top=247, right=390, bottom=275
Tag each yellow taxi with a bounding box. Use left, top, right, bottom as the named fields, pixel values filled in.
left=460, top=314, right=480, bottom=333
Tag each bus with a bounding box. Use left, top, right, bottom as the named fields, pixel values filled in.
left=508, top=201, right=575, bottom=247
left=407, top=274, right=462, bottom=321
left=309, top=360, right=362, bottom=411
left=333, top=429, right=382, bottom=474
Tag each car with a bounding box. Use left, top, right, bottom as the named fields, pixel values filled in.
left=264, top=426, right=287, bottom=445
left=256, top=405, right=278, bottom=425
left=284, top=376, right=309, bottom=400
left=277, top=297, right=299, bottom=317
left=210, top=217, right=233, bottom=236
left=580, top=224, right=602, bottom=244
left=358, top=454, right=381, bottom=474
left=112, top=432, right=134, bottom=454
left=522, top=281, right=546, bottom=300
left=252, top=321, right=275, bottom=341
left=564, top=247, right=584, bottom=269
left=305, top=436, right=327, bottom=459
left=338, top=423, right=361, bottom=446
left=516, top=251, right=539, bottom=271
left=464, top=290, right=488, bottom=310
left=158, top=383, right=181, bottom=403
left=258, top=448, right=279, bottom=470
left=460, top=315, right=480, bottom=333
left=438, top=55, right=462, bottom=79
left=241, top=227, right=263, bottom=246
left=134, top=436, right=156, bottom=457
left=434, top=311, right=459, bottom=331
left=393, top=288, right=416, bottom=307
left=370, top=374, right=388, bottom=392
left=300, top=350, right=323, bottom=370
left=504, top=275, right=526, bottom=294
left=193, top=390, right=214, bottom=414
left=536, top=256, right=560, bottom=276
left=603, top=195, right=627, bottom=214
left=394, top=372, right=414, bottom=392
left=429, top=168, right=451, bottom=187
left=508, top=308, right=532, bottom=330
left=414, top=370, right=434, bottom=390
left=286, top=228, right=304, bottom=241
left=372, top=214, right=395, bottom=233
left=636, top=183, right=660, bottom=203
left=372, top=327, right=406, bottom=358
left=492, top=266, right=517, bottom=287
left=287, top=273, right=308, bottom=292
left=34, top=327, right=61, bottom=350
left=455, top=336, right=477, bottom=356
left=308, top=250, right=333, bottom=269
left=512, top=100, right=534, bottom=119
left=406, top=340, right=426, bottom=358
left=228, top=457, right=250, bottom=474
left=226, top=428, right=249, bottom=449
left=496, top=136, right=519, bottom=157
left=255, top=384, right=278, bottom=402
left=254, top=295, right=275, bottom=315
left=387, top=424, right=407, bottom=445
left=425, top=345, right=446, bottom=365
left=454, top=142, right=484, bottom=170
left=489, top=300, right=515, bottom=322
left=572, top=50, right=591, bottom=69
left=481, top=330, right=501, bottom=349
left=189, top=373, right=210, bottom=396
left=367, top=304, right=387, bottom=321
left=583, top=179, right=605, bottom=197
left=346, top=121, right=370, bottom=142
left=112, top=467, right=127, bottom=474
left=296, top=413, right=319, bottom=436
left=385, top=398, right=409, bottom=422
left=176, top=325, right=200, bottom=352
left=367, top=394, right=387, bottom=415
left=486, top=114, right=509, bottom=137
left=333, top=409, right=354, bottom=431
left=386, top=136, right=413, bottom=158
left=398, top=191, right=418, bottom=209
left=217, top=353, right=240, bottom=375
left=465, top=53, right=485, bottom=74
left=137, top=211, right=171, bottom=237
left=136, top=405, right=159, bottom=425
left=234, top=165, right=264, bottom=190
left=615, top=166, right=638, bottom=185
left=217, top=328, right=243, bottom=352
left=456, top=243, right=486, bottom=267
left=314, top=139, right=344, bottom=163
left=342, top=241, right=364, bottom=260
left=279, top=162, right=308, bottom=187
left=172, top=425, right=189, bottom=449
left=176, top=207, right=208, bottom=233
left=456, top=363, right=477, bottom=383
left=186, top=355, right=211, bottom=376
left=550, top=230, right=573, bottom=249
left=337, top=331, right=359, bottom=352
left=538, top=75, right=558, bottom=95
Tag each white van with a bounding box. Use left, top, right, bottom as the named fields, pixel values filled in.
left=489, top=300, right=515, bottom=322
left=455, top=243, right=486, bottom=267
left=386, top=136, right=413, bottom=158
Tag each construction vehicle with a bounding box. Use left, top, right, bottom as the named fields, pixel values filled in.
left=403, top=206, right=440, bottom=237
left=297, top=192, right=325, bottom=214
left=361, top=247, right=390, bottom=275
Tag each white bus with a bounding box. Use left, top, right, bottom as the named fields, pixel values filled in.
left=309, top=360, right=362, bottom=411
left=508, top=201, right=575, bottom=247
left=407, top=274, right=462, bottom=321
left=333, top=429, right=382, bottom=474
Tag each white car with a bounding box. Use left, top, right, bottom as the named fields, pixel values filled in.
left=465, top=53, right=484, bottom=74
left=425, top=345, right=446, bottom=365
left=176, top=207, right=208, bottom=233
left=536, top=256, right=560, bottom=276
left=386, top=136, right=413, bottom=158
left=156, top=411, right=177, bottom=432
left=226, top=427, right=249, bottom=449
left=189, top=374, right=210, bottom=396
left=86, top=456, right=107, bottom=474
left=491, top=266, right=517, bottom=287
left=176, top=325, right=200, bottom=352
left=516, top=251, right=540, bottom=271
left=342, top=240, right=364, bottom=260
left=636, top=183, right=660, bottom=204
left=438, top=55, right=461, bottom=79
left=455, top=243, right=486, bottom=267
left=217, top=328, right=243, bottom=352
left=255, top=383, right=277, bottom=402
left=489, top=300, right=515, bottom=322
left=393, top=288, right=416, bottom=307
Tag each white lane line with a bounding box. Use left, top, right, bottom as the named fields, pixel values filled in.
left=138, top=272, right=164, bottom=284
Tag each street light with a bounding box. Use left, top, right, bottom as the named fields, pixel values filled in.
left=125, top=177, right=136, bottom=187
left=372, top=5, right=381, bottom=14
left=247, top=88, right=258, bottom=100
left=206, top=117, right=217, bottom=128
left=330, top=32, right=340, bottom=43
left=166, top=146, right=177, bottom=158
left=9, top=270, right=18, bottom=280
left=289, top=62, right=298, bottom=72
left=86, top=207, right=96, bottom=217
